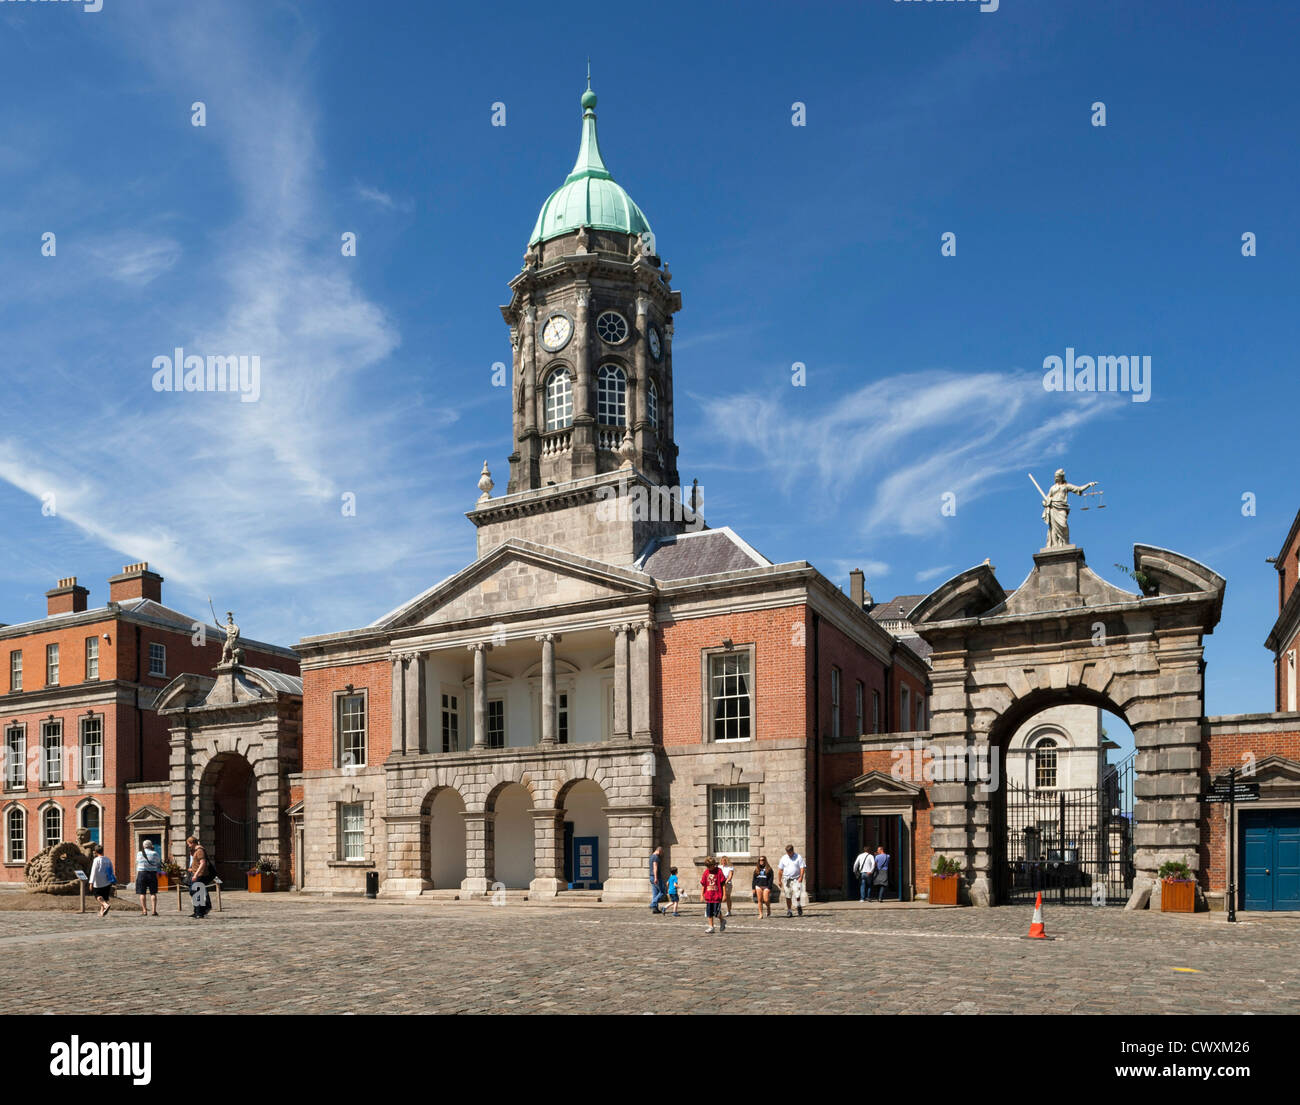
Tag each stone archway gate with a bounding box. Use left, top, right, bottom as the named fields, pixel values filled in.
left=910, top=543, right=1224, bottom=909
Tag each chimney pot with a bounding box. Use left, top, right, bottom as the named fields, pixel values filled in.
left=108, top=561, right=163, bottom=604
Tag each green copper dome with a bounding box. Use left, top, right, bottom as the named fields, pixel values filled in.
left=528, top=86, right=652, bottom=247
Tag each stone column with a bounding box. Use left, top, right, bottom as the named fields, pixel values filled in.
left=572, top=286, right=596, bottom=471
left=529, top=807, right=567, bottom=898
left=462, top=811, right=494, bottom=897
left=631, top=620, right=653, bottom=742
left=468, top=643, right=491, bottom=749
left=389, top=653, right=406, bottom=755
left=403, top=652, right=427, bottom=754
left=925, top=665, right=980, bottom=901
left=536, top=633, right=559, bottom=745
left=253, top=736, right=285, bottom=872
left=380, top=813, right=431, bottom=897
left=168, top=720, right=194, bottom=868
left=600, top=770, right=660, bottom=903
left=611, top=625, right=630, bottom=740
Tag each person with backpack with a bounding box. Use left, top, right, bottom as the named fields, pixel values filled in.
left=186, top=836, right=215, bottom=919
left=88, top=844, right=116, bottom=918
left=134, top=840, right=163, bottom=916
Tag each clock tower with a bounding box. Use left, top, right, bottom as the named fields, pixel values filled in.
left=500, top=83, right=682, bottom=496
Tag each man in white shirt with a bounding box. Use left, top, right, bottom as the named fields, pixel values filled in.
left=852, top=845, right=875, bottom=903
left=777, top=844, right=807, bottom=917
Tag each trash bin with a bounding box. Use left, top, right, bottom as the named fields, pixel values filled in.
left=365, top=871, right=379, bottom=899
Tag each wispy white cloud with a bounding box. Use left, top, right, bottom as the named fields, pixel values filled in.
left=84, top=231, right=182, bottom=287
left=915, top=564, right=956, bottom=583
left=355, top=184, right=414, bottom=213
left=700, top=369, right=1118, bottom=539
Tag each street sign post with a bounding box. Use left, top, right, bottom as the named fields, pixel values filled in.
left=1207, top=771, right=1261, bottom=922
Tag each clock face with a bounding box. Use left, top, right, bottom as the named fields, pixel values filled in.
left=541, top=313, right=573, bottom=352
left=596, top=310, right=629, bottom=345
left=648, top=326, right=662, bottom=361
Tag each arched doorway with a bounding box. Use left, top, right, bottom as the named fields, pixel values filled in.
left=559, top=779, right=609, bottom=889
left=490, top=783, right=534, bottom=889
left=912, top=542, right=1224, bottom=907
left=425, top=787, right=466, bottom=890
left=204, top=752, right=256, bottom=887
left=997, top=702, right=1137, bottom=905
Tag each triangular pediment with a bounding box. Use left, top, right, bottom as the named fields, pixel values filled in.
left=377, top=539, right=656, bottom=630
left=832, top=770, right=922, bottom=801
left=125, top=805, right=168, bottom=824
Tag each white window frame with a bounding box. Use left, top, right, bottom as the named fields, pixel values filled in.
left=80, top=714, right=103, bottom=786
left=646, top=377, right=658, bottom=429
left=595, top=310, right=629, bottom=345
left=41, top=803, right=62, bottom=850
left=544, top=367, right=573, bottom=432
left=5, top=806, right=25, bottom=863
left=148, top=642, right=166, bottom=677
left=4, top=725, right=25, bottom=790
left=340, top=803, right=364, bottom=861
left=41, top=721, right=62, bottom=787
left=46, top=643, right=59, bottom=687
left=336, top=691, right=367, bottom=768
left=1035, top=739, right=1059, bottom=790
left=596, top=363, right=627, bottom=426
left=486, top=698, right=506, bottom=749
left=84, top=636, right=99, bottom=681
left=9, top=650, right=21, bottom=693
left=440, top=689, right=460, bottom=753
left=79, top=800, right=102, bottom=845
left=703, top=646, right=755, bottom=743
left=710, top=785, right=750, bottom=856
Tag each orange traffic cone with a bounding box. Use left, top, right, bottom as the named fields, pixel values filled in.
left=1025, top=891, right=1048, bottom=939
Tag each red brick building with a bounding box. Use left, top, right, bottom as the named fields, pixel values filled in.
left=1197, top=507, right=1300, bottom=910
left=1, top=564, right=296, bottom=885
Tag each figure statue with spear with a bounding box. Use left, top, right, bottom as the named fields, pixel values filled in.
left=1029, top=469, right=1101, bottom=549
left=210, top=599, right=243, bottom=666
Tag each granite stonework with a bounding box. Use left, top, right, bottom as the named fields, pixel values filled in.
left=156, top=663, right=303, bottom=880
left=911, top=544, right=1225, bottom=908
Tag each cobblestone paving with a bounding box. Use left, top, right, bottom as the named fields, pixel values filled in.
left=4, top=894, right=1298, bottom=1014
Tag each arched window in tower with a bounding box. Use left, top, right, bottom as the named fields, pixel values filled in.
left=646, top=377, right=658, bottom=430
left=1034, top=739, right=1058, bottom=790
left=596, top=364, right=627, bottom=426
left=544, top=368, right=573, bottom=431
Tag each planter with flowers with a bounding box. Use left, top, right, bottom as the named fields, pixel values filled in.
left=1159, top=860, right=1196, bottom=913
left=158, top=860, right=184, bottom=891
left=246, top=858, right=278, bottom=893
left=930, top=855, right=962, bottom=906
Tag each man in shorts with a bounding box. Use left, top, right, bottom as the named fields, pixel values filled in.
left=777, top=844, right=806, bottom=917
left=134, top=839, right=162, bottom=916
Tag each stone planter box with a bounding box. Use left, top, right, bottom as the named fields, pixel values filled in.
left=247, top=872, right=276, bottom=893
left=929, top=874, right=960, bottom=906
left=1161, top=878, right=1195, bottom=913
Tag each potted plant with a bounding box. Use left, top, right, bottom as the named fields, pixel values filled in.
left=930, top=855, right=962, bottom=906
left=159, top=860, right=184, bottom=891
left=247, top=858, right=278, bottom=893
left=1159, top=860, right=1196, bottom=913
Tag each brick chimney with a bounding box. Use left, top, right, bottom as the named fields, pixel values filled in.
left=108, top=562, right=163, bottom=604
left=46, top=576, right=89, bottom=616
left=849, top=568, right=865, bottom=609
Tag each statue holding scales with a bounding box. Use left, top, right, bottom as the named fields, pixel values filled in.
left=1029, top=469, right=1101, bottom=548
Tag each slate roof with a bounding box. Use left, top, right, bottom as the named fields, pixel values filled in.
left=635, top=528, right=770, bottom=580
left=243, top=667, right=304, bottom=696
left=869, top=595, right=928, bottom=624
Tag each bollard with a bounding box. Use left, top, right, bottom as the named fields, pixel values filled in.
left=79, top=881, right=86, bottom=914
left=178, top=881, right=184, bottom=912
left=214, top=878, right=222, bottom=913
left=365, top=871, right=379, bottom=899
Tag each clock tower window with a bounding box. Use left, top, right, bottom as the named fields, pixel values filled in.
left=544, top=368, right=574, bottom=431
left=596, top=364, right=627, bottom=427
left=646, top=377, right=659, bottom=430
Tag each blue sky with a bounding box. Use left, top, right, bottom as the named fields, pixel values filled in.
left=0, top=0, right=1296, bottom=727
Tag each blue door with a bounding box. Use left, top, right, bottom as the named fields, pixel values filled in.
left=1241, top=810, right=1300, bottom=912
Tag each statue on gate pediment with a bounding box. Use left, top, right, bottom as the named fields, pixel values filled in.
left=1030, top=469, right=1098, bottom=549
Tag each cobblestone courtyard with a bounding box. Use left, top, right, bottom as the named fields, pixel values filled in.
left=5, top=895, right=1298, bottom=1015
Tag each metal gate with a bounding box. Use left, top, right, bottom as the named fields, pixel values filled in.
left=1002, top=752, right=1136, bottom=905
left=215, top=810, right=254, bottom=886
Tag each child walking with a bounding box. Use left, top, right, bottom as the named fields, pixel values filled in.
left=665, top=867, right=681, bottom=916
left=700, top=856, right=727, bottom=934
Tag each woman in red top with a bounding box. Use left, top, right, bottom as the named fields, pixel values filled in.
left=700, top=856, right=727, bottom=934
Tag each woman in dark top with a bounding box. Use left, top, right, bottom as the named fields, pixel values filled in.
left=752, top=856, right=775, bottom=919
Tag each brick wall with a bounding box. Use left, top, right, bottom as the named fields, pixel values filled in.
left=1200, top=718, right=1300, bottom=895
left=302, top=660, right=392, bottom=772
